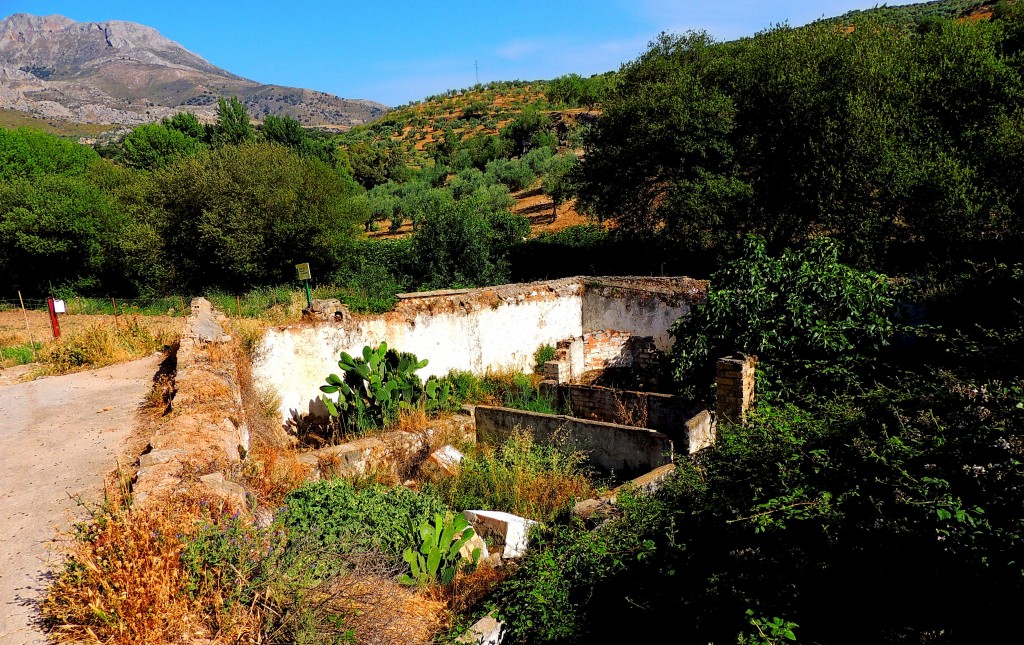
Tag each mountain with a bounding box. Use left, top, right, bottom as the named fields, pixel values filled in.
left=0, top=13, right=388, bottom=127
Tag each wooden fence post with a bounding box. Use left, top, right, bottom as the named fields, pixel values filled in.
left=17, top=291, right=36, bottom=361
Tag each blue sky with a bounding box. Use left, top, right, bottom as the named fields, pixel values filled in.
left=0, top=1, right=914, bottom=106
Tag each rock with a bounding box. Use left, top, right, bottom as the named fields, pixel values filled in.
left=459, top=530, right=489, bottom=562
left=305, top=299, right=350, bottom=322
left=571, top=496, right=619, bottom=526
left=456, top=613, right=506, bottom=644
left=625, top=463, right=676, bottom=495
left=138, top=448, right=186, bottom=468
left=421, top=444, right=464, bottom=478
left=199, top=472, right=247, bottom=510
left=462, top=510, right=538, bottom=559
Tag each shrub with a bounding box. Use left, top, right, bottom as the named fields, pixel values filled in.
left=533, top=344, right=556, bottom=373
left=279, top=479, right=450, bottom=561
left=669, top=235, right=897, bottom=401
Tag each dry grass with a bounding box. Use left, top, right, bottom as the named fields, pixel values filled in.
left=42, top=484, right=212, bottom=644
left=243, top=444, right=310, bottom=508
left=28, top=316, right=178, bottom=376
left=430, top=563, right=510, bottom=620
left=613, top=393, right=650, bottom=428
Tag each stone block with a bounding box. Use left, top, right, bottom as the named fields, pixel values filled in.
left=462, top=510, right=538, bottom=559
left=457, top=614, right=506, bottom=644
left=459, top=530, right=489, bottom=562
left=684, top=409, right=715, bottom=453
left=421, top=444, right=464, bottom=478
left=199, top=472, right=247, bottom=510
left=138, top=448, right=186, bottom=468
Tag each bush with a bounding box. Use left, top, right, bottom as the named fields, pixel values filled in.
left=533, top=344, right=556, bottom=373
left=279, top=479, right=450, bottom=561
left=669, top=235, right=897, bottom=401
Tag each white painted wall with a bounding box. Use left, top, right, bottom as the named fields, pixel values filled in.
left=253, top=281, right=585, bottom=423
left=251, top=277, right=707, bottom=425
left=582, top=279, right=705, bottom=350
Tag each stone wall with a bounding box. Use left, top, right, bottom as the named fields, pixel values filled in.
left=582, top=278, right=706, bottom=350
left=544, top=383, right=712, bottom=454
left=253, top=276, right=708, bottom=425
left=133, top=298, right=250, bottom=509
left=474, top=405, right=673, bottom=478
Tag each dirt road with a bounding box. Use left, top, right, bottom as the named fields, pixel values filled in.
left=0, top=355, right=160, bottom=644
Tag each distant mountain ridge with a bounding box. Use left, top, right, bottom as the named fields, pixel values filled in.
left=0, top=13, right=387, bottom=127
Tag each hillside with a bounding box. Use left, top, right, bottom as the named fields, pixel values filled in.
left=0, top=13, right=387, bottom=127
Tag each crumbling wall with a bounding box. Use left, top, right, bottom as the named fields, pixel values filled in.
left=254, top=279, right=585, bottom=423
left=133, top=298, right=250, bottom=509
left=474, top=405, right=674, bottom=478
left=253, top=276, right=709, bottom=426
left=582, top=277, right=706, bottom=351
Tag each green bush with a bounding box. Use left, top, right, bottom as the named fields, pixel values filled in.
left=670, top=235, right=897, bottom=401
left=279, top=479, right=449, bottom=561
left=533, top=344, right=556, bottom=373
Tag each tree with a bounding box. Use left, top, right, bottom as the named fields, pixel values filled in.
left=575, top=32, right=747, bottom=248
left=162, top=111, right=206, bottom=142
left=500, top=109, right=551, bottom=157
left=121, top=124, right=203, bottom=170
left=0, top=127, right=99, bottom=181
left=212, top=96, right=254, bottom=147
left=541, top=153, right=577, bottom=218
left=262, top=114, right=307, bottom=148
left=669, top=235, right=896, bottom=401
left=0, top=174, right=128, bottom=293
left=151, top=142, right=362, bottom=290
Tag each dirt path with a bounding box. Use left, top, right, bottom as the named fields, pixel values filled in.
left=0, top=355, right=160, bottom=644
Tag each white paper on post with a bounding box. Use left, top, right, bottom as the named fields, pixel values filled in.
left=53, top=299, right=66, bottom=313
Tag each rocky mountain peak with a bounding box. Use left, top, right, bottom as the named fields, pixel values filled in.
left=0, top=12, right=387, bottom=127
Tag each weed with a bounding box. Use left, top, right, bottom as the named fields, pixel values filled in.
left=279, top=479, right=450, bottom=561
left=36, top=317, right=174, bottom=375
left=533, top=343, right=556, bottom=373
left=429, top=431, right=597, bottom=523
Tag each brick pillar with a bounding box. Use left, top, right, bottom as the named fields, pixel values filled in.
left=716, top=355, right=757, bottom=423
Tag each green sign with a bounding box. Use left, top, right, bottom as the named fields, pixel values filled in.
left=296, top=262, right=312, bottom=281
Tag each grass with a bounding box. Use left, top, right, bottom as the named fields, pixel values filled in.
left=36, top=317, right=175, bottom=375
left=0, top=340, right=41, bottom=367
left=428, top=431, right=598, bottom=523
left=442, top=368, right=562, bottom=415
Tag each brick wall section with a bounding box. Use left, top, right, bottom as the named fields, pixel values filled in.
left=555, top=383, right=712, bottom=453
left=583, top=329, right=634, bottom=371
left=716, top=355, right=757, bottom=423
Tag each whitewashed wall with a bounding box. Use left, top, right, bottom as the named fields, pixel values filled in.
left=253, top=279, right=585, bottom=423
left=251, top=277, right=708, bottom=425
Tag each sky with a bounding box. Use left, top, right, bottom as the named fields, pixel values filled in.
left=0, top=1, right=916, bottom=106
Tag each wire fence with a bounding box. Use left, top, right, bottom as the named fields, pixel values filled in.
left=2, top=283, right=388, bottom=320
left=0, top=295, right=193, bottom=316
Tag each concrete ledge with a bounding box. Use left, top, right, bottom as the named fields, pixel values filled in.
left=474, top=405, right=673, bottom=478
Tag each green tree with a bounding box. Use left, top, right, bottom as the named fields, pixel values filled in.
left=212, top=96, right=254, bottom=147
left=501, top=108, right=552, bottom=157
left=162, top=111, right=206, bottom=142
left=151, top=142, right=362, bottom=290
left=541, top=153, right=577, bottom=217
left=669, top=235, right=896, bottom=401
left=0, top=174, right=128, bottom=293
left=261, top=114, right=307, bottom=148
left=121, top=124, right=204, bottom=170
left=0, top=127, right=99, bottom=181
